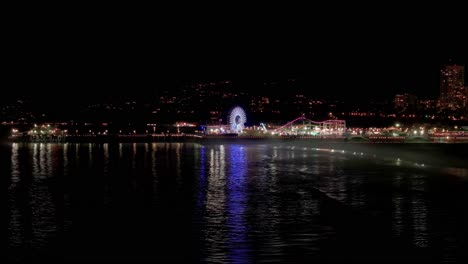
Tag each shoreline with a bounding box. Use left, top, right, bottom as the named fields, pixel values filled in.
left=7, top=134, right=468, bottom=144
left=4, top=138, right=468, bottom=170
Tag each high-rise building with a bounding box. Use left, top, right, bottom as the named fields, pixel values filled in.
left=439, top=64, right=465, bottom=111
left=394, top=93, right=417, bottom=112
left=417, top=99, right=436, bottom=111
left=394, top=94, right=405, bottom=110
left=466, top=86, right=468, bottom=109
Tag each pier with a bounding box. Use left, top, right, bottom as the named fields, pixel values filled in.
left=8, top=133, right=468, bottom=143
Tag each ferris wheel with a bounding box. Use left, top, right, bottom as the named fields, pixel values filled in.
left=229, top=106, right=247, bottom=133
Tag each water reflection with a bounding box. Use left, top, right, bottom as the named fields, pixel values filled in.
left=443, top=167, right=468, bottom=178
left=196, top=145, right=206, bottom=210
left=175, top=143, right=182, bottom=182
left=6, top=143, right=468, bottom=262
left=204, top=145, right=227, bottom=262
left=103, top=143, right=109, bottom=175
left=63, top=143, right=68, bottom=175
left=32, top=143, right=54, bottom=179
left=8, top=143, right=22, bottom=252
left=132, top=143, right=136, bottom=169
left=200, top=145, right=251, bottom=263
left=392, top=172, right=404, bottom=237
left=10, top=143, right=20, bottom=187
left=9, top=143, right=61, bottom=261
left=226, top=145, right=250, bottom=264
left=88, top=143, right=93, bottom=167
left=410, top=174, right=428, bottom=248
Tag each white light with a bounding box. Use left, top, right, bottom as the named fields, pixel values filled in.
left=229, top=106, right=247, bottom=133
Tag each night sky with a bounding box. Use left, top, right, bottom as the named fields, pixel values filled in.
left=6, top=6, right=467, bottom=104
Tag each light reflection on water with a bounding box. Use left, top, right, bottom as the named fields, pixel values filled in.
left=410, top=174, right=429, bottom=248
left=204, top=145, right=228, bottom=262
left=226, top=146, right=249, bottom=263
left=10, top=143, right=20, bottom=186
left=392, top=172, right=404, bottom=237
left=5, top=143, right=468, bottom=262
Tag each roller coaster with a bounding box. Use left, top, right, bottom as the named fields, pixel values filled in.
left=272, top=116, right=346, bottom=136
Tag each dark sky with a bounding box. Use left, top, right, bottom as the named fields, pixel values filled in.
left=6, top=5, right=467, bottom=103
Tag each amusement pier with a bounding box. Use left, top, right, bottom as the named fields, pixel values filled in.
left=6, top=106, right=468, bottom=144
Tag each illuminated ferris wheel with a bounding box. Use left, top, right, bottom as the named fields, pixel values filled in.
left=229, top=106, right=247, bottom=133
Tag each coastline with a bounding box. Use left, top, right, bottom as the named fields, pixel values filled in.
left=7, top=133, right=468, bottom=144
left=4, top=136, right=468, bottom=172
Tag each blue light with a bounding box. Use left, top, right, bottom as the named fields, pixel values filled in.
left=226, top=145, right=250, bottom=263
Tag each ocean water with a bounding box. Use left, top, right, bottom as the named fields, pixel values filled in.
left=5, top=142, right=468, bottom=263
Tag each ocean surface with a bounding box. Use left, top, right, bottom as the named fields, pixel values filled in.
left=5, top=142, right=468, bottom=263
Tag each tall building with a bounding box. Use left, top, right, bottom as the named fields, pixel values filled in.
left=394, top=93, right=417, bottom=112
left=417, top=99, right=436, bottom=111
left=465, top=86, right=468, bottom=117
left=394, top=94, right=405, bottom=110
left=439, top=64, right=465, bottom=111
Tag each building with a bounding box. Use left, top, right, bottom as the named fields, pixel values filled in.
left=394, top=93, right=417, bottom=112
left=394, top=94, right=405, bottom=110
left=439, top=64, right=466, bottom=111
left=465, top=86, right=468, bottom=117
left=417, top=99, right=436, bottom=111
